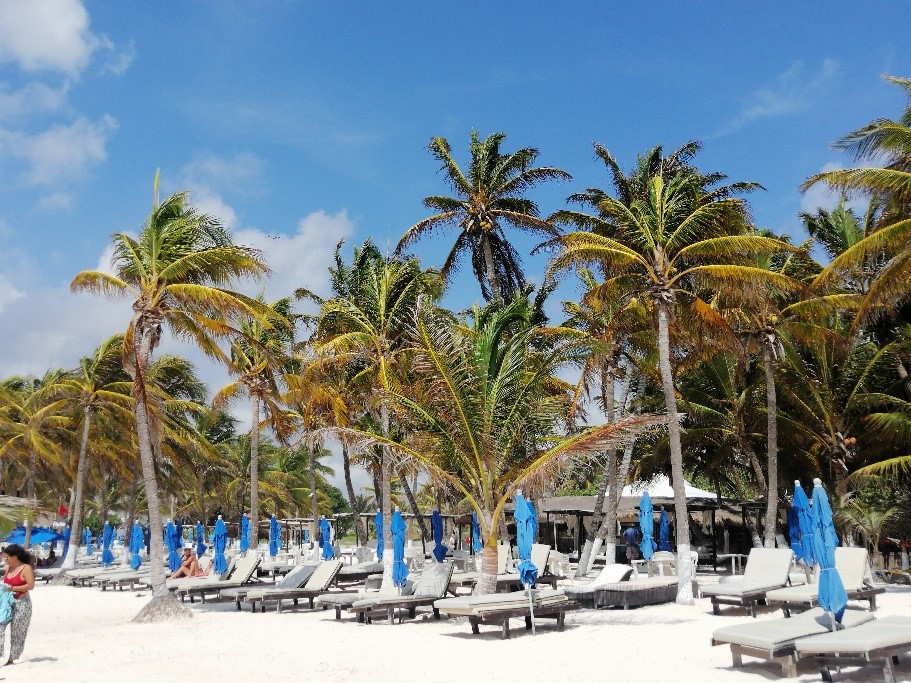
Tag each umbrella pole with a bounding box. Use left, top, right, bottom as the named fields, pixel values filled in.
left=525, top=582, right=535, bottom=636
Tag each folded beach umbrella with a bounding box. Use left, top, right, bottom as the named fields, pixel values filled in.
left=100, top=522, right=115, bottom=567
left=515, top=491, right=539, bottom=635
left=527, top=501, right=538, bottom=542
left=213, top=516, right=228, bottom=574
left=195, top=521, right=206, bottom=557
left=82, top=527, right=93, bottom=555
left=269, top=515, right=281, bottom=558
left=811, top=478, right=847, bottom=624
left=239, top=514, right=250, bottom=554
left=431, top=510, right=448, bottom=562
left=375, top=510, right=384, bottom=560
left=61, top=526, right=71, bottom=560
left=175, top=520, right=183, bottom=545
left=471, top=512, right=482, bottom=553
left=391, top=509, right=409, bottom=588
left=143, top=525, right=150, bottom=555
left=658, top=507, right=671, bottom=551
left=787, top=506, right=802, bottom=557
left=129, top=521, right=143, bottom=570
left=319, top=517, right=335, bottom=560
left=639, top=491, right=657, bottom=560
left=792, top=480, right=815, bottom=566
left=95, top=528, right=103, bottom=553
left=165, top=521, right=181, bottom=572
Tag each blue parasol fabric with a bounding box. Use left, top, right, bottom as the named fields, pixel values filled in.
left=639, top=491, right=657, bottom=560
left=239, top=514, right=250, bottom=554
left=175, top=521, right=183, bottom=546
left=658, top=507, right=671, bottom=551
left=811, top=479, right=847, bottom=623
left=788, top=507, right=802, bottom=558
left=514, top=492, right=539, bottom=587
left=195, top=522, right=206, bottom=557
left=471, top=512, right=482, bottom=553
left=129, top=521, right=143, bottom=570
left=165, top=521, right=181, bottom=572
left=269, top=515, right=280, bottom=558
left=390, top=510, right=409, bottom=588
left=61, top=526, right=71, bottom=559
left=100, top=522, right=115, bottom=566
left=319, top=517, right=335, bottom=560
left=143, top=526, right=150, bottom=555
left=82, top=527, right=93, bottom=555
left=792, top=481, right=815, bottom=566
left=527, top=501, right=538, bottom=542
left=213, top=517, right=228, bottom=574
left=374, top=510, right=384, bottom=560
left=431, top=510, right=448, bottom=562
left=96, top=528, right=103, bottom=552
left=4, top=526, right=63, bottom=546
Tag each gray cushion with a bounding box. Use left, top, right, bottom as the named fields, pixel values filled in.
left=713, top=608, right=874, bottom=651
left=795, top=616, right=911, bottom=655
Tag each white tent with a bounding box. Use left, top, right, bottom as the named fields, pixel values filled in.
left=621, top=474, right=717, bottom=500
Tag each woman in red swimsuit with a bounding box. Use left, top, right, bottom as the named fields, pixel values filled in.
left=1, top=544, right=34, bottom=665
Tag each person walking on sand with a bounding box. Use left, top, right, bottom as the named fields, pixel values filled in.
left=623, top=525, right=641, bottom=562
left=0, top=544, right=34, bottom=665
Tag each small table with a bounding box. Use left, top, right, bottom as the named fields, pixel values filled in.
left=717, top=553, right=748, bottom=574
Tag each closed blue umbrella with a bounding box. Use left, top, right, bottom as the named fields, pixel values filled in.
left=95, top=528, right=103, bottom=553
left=787, top=507, right=802, bottom=558
left=514, top=492, right=538, bottom=587
left=175, top=521, right=183, bottom=546
left=213, top=516, right=228, bottom=574
left=129, top=522, right=143, bottom=570
left=82, top=527, right=93, bottom=555
left=658, top=507, right=671, bottom=551
left=269, top=515, right=281, bottom=558
left=792, top=481, right=815, bottom=566
left=811, top=478, right=848, bottom=623
left=240, top=514, right=250, bottom=554
left=165, top=521, right=181, bottom=572
left=639, top=491, right=657, bottom=560
left=61, top=526, right=71, bottom=560
left=431, top=510, right=448, bottom=562
left=100, top=522, right=115, bottom=566
left=319, top=517, right=335, bottom=560
left=527, top=501, right=538, bottom=542
left=375, top=510, right=384, bottom=560
left=471, top=512, right=482, bottom=553
left=143, top=526, right=150, bottom=555
left=390, top=510, right=409, bottom=588
left=195, top=521, right=206, bottom=557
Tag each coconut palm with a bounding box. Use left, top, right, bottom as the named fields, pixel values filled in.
left=70, top=172, right=272, bottom=621
left=397, top=131, right=570, bottom=301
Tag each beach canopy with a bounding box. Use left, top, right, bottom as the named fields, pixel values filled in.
left=621, top=475, right=718, bottom=500
left=165, top=521, right=181, bottom=572
left=319, top=517, right=335, bottom=560
left=374, top=510, right=384, bottom=560
left=811, top=478, right=847, bottom=623
left=195, top=522, right=206, bottom=557
left=129, top=522, right=143, bottom=570
left=639, top=491, right=657, bottom=560
left=82, top=527, right=93, bottom=555
left=269, top=515, right=280, bottom=558
left=658, top=507, right=671, bottom=551
left=391, top=510, right=409, bottom=588
left=471, top=512, right=482, bottom=553
left=431, top=510, right=448, bottom=562
left=213, top=517, right=228, bottom=574
left=792, top=481, right=815, bottom=566
left=61, top=526, right=71, bottom=559
left=239, top=514, right=250, bottom=553
left=100, top=522, right=115, bottom=567
left=514, top=492, right=538, bottom=587
left=3, top=526, right=63, bottom=546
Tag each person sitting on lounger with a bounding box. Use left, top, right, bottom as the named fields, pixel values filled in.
left=168, top=548, right=199, bottom=578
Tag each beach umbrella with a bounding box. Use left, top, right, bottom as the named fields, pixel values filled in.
left=61, top=526, right=71, bottom=560
left=431, top=510, right=448, bottom=562
left=143, top=525, right=150, bottom=555
left=514, top=490, right=539, bottom=635
left=95, top=528, right=103, bottom=553
left=639, top=491, right=657, bottom=560
left=165, top=521, right=181, bottom=572
left=82, top=527, right=93, bottom=555
left=787, top=506, right=802, bottom=558
left=175, top=520, right=183, bottom=545
left=239, top=514, right=250, bottom=554
left=471, top=512, right=482, bottom=553
left=213, top=516, right=228, bottom=574
left=375, top=510, right=384, bottom=560
left=658, top=507, right=671, bottom=551
left=100, top=522, right=115, bottom=567
left=792, top=481, right=815, bottom=566
left=195, top=521, right=206, bottom=557
left=391, top=509, right=409, bottom=589
left=129, top=522, right=143, bottom=570
left=527, top=501, right=538, bottom=542
left=810, top=478, right=848, bottom=624
left=4, top=526, right=64, bottom=546
left=269, top=515, right=281, bottom=558
left=319, top=517, right=335, bottom=560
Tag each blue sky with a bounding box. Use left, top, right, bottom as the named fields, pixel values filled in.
left=0, top=1, right=908, bottom=486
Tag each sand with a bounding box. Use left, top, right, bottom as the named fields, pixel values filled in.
left=2, top=581, right=909, bottom=682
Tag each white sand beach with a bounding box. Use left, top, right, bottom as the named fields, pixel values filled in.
left=3, top=582, right=909, bottom=683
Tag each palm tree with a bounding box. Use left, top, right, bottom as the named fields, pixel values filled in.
left=547, top=157, right=794, bottom=603
left=70, top=172, right=272, bottom=621
left=397, top=131, right=570, bottom=301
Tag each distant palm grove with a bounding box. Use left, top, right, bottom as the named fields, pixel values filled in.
left=3, top=75, right=911, bottom=611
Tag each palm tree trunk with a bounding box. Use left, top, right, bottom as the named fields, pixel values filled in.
left=896, top=358, right=911, bottom=401
left=656, top=302, right=693, bottom=605
left=122, top=475, right=139, bottom=566
left=61, top=408, right=92, bottom=571
left=399, top=471, right=428, bottom=542
left=249, top=393, right=261, bottom=553
left=342, top=443, right=368, bottom=545
left=482, top=237, right=501, bottom=300
left=475, top=513, right=498, bottom=595
left=23, top=448, right=38, bottom=549
left=380, top=401, right=394, bottom=589
left=762, top=343, right=779, bottom=548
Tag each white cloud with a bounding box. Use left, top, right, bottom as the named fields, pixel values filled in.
left=99, top=38, right=135, bottom=77
left=0, top=81, right=70, bottom=120
left=0, top=0, right=99, bottom=75
left=192, top=190, right=239, bottom=230
left=799, top=161, right=868, bottom=215
left=37, top=191, right=75, bottom=213
left=714, top=60, right=838, bottom=137
left=180, top=152, right=266, bottom=197
left=0, top=274, right=24, bottom=314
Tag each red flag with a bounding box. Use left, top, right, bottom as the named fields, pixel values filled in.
left=58, top=504, right=69, bottom=516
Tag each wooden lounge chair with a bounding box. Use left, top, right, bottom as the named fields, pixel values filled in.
left=570, top=574, right=677, bottom=609
left=243, top=560, right=343, bottom=613
left=699, top=548, right=794, bottom=617
left=563, top=563, right=633, bottom=608
left=711, top=607, right=875, bottom=678
left=348, top=561, right=455, bottom=624
left=177, top=554, right=262, bottom=603
left=794, top=615, right=911, bottom=683
left=766, top=547, right=885, bottom=616
left=434, top=588, right=578, bottom=639
left=317, top=577, right=415, bottom=621
left=221, top=563, right=316, bottom=610
left=336, top=561, right=385, bottom=585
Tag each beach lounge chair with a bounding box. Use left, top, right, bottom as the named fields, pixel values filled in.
left=434, top=588, right=578, bottom=639
left=563, top=563, right=633, bottom=607
left=349, top=561, right=455, bottom=624
left=220, top=563, right=316, bottom=610
left=178, top=554, right=262, bottom=603
left=766, top=547, right=885, bottom=616
left=711, top=606, right=875, bottom=677
left=243, top=559, right=343, bottom=613
left=569, top=574, right=677, bottom=610
left=336, top=561, right=384, bottom=585
left=794, top=615, right=911, bottom=683
left=699, top=548, right=794, bottom=617
left=317, top=577, right=416, bottom=621
left=97, top=569, right=151, bottom=591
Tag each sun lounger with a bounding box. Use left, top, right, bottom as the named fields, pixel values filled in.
left=711, top=607, right=875, bottom=677
left=336, top=561, right=385, bottom=584
left=700, top=548, right=794, bottom=617
left=766, top=547, right=884, bottom=616
left=317, top=578, right=416, bottom=621
left=435, top=588, right=578, bottom=639
left=563, top=564, right=633, bottom=607
left=568, top=574, right=677, bottom=609
left=221, top=563, right=316, bottom=610
left=243, top=560, right=343, bottom=613
left=794, top=615, right=911, bottom=683
left=348, top=561, right=455, bottom=624
left=96, top=568, right=151, bottom=591
left=177, top=554, right=262, bottom=603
